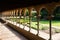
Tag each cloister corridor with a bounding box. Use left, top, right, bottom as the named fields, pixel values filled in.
left=0, top=0, right=60, bottom=40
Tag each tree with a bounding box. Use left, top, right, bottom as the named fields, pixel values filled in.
left=26, top=11, right=29, bottom=16
left=53, top=6, right=60, bottom=20
left=40, top=8, right=48, bottom=20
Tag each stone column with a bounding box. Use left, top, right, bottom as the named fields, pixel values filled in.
left=15, top=9, right=18, bottom=25
left=35, top=6, right=41, bottom=36
left=28, top=7, right=33, bottom=32
left=10, top=11, right=11, bottom=18
left=16, top=9, right=18, bottom=17
left=19, top=9, right=22, bottom=26
left=46, top=3, right=55, bottom=40
left=13, top=10, right=15, bottom=23
left=23, top=8, right=27, bottom=29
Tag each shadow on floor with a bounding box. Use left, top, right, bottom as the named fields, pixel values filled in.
left=3, top=24, right=28, bottom=40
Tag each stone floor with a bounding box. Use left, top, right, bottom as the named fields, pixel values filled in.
left=0, top=22, right=28, bottom=40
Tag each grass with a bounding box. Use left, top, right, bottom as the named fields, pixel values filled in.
left=52, top=20, right=60, bottom=27
left=8, top=18, right=60, bottom=30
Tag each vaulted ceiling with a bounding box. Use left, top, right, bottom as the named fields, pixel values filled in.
left=0, top=0, right=59, bottom=12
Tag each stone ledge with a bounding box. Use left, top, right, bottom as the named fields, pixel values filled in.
left=6, top=22, right=45, bottom=40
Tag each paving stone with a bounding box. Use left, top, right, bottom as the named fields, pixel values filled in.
left=0, top=22, right=28, bottom=40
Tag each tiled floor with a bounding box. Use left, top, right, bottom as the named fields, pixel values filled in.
left=0, top=22, right=28, bottom=40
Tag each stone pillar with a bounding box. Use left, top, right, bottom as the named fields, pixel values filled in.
left=12, top=10, right=14, bottom=17
left=15, top=9, right=18, bottom=17
left=19, top=9, right=22, bottom=18
left=19, top=9, right=22, bottom=17
left=8, top=11, right=10, bottom=17
left=10, top=11, right=11, bottom=17
left=19, top=9, right=22, bottom=26
left=10, top=11, right=12, bottom=18
left=15, top=9, right=18, bottom=25
left=23, top=8, right=27, bottom=29
left=13, top=10, right=15, bottom=23
left=28, top=7, right=33, bottom=32
left=46, top=3, right=55, bottom=40
left=35, top=6, right=41, bottom=36
left=13, top=10, right=15, bottom=18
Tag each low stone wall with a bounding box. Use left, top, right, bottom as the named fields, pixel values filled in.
left=0, top=18, right=6, bottom=23
left=6, top=22, right=45, bottom=40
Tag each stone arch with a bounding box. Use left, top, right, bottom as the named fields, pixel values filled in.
left=21, top=8, right=25, bottom=16
left=39, top=6, right=47, bottom=12
left=14, top=9, right=18, bottom=16
left=27, top=6, right=38, bottom=17
left=27, top=7, right=38, bottom=33
left=18, top=8, right=23, bottom=17
left=17, top=9, right=20, bottom=16
left=27, top=7, right=34, bottom=14
left=25, top=8, right=29, bottom=16
left=34, top=5, right=46, bottom=11
left=54, top=5, right=60, bottom=11
left=29, top=7, right=37, bottom=22
left=53, top=6, right=60, bottom=20
left=40, top=8, right=48, bottom=20
left=19, top=8, right=29, bottom=17
left=34, top=5, right=47, bottom=17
